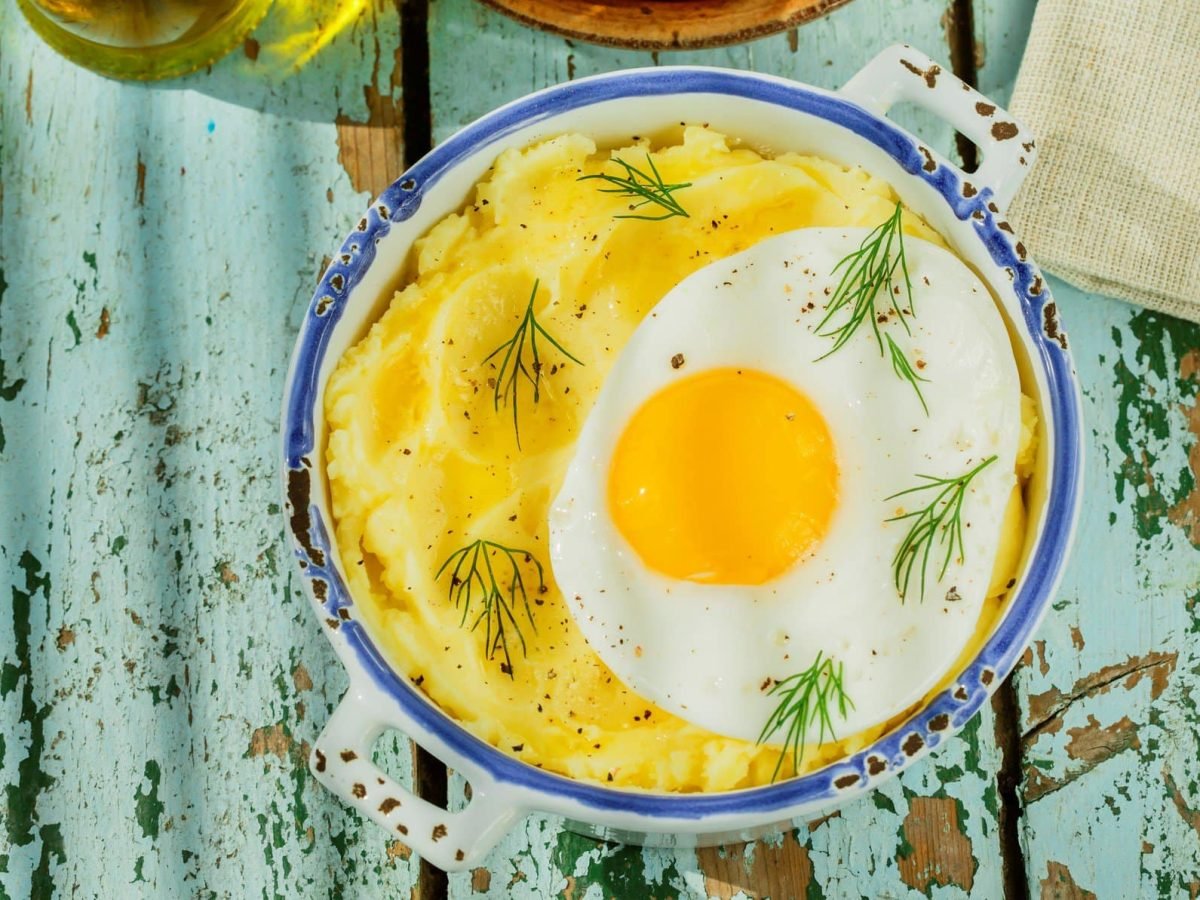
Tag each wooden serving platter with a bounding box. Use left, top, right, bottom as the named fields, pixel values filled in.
left=476, top=0, right=857, bottom=49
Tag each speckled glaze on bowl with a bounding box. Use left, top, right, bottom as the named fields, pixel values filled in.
left=281, top=45, right=1083, bottom=872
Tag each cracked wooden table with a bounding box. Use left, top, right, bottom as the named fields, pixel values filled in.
left=2, top=0, right=1199, bottom=897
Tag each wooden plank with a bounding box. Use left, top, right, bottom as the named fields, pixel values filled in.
left=429, top=0, right=972, bottom=166
left=427, top=0, right=1013, bottom=895
left=0, top=2, right=420, bottom=897
left=975, top=6, right=1200, bottom=894
left=446, top=709, right=1006, bottom=898
left=972, top=0, right=1037, bottom=106
left=331, top=0, right=407, bottom=199
left=1010, top=281, right=1200, bottom=898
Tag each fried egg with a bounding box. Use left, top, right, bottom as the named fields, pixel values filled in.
left=549, top=227, right=1021, bottom=744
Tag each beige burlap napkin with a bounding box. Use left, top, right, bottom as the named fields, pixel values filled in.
left=1007, top=0, right=1200, bottom=323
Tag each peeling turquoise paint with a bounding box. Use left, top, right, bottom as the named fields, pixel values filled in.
left=872, top=791, right=898, bottom=816
left=3, top=553, right=63, bottom=895
left=0, top=268, right=18, bottom=401
left=551, top=836, right=686, bottom=898
left=65, top=310, right=81, bottom=348
left=147, top=674, right=181, bottom=706
left=1112, top=311, right=1199, bottom=546
left=0, top=266, right=24, bottom=454
left=30, top=824, right=64, bottom=900
left=893, top=789, right=918, bottom=863
left=134, top=760, right=165, bottom=840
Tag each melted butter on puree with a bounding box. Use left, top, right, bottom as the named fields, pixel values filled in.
left=324, top=127, right=1038, bottom=792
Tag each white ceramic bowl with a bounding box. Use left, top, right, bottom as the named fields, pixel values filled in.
left=281, top=45, right=1083, bottom=872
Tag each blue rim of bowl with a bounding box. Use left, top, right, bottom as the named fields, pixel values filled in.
left=282, top=66, right=1082, bottom=820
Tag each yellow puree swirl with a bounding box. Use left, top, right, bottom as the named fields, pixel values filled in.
left=324, top=127, right=1036, bottom=792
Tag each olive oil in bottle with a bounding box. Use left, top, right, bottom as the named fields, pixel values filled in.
left=16, top=0, right=273, bottom=80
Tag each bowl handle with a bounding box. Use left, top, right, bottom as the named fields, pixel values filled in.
left=839, top=44, right=1036, bottom=209
left=310, top=686, right=523, bottom=872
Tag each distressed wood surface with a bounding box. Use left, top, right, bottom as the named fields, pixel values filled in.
left=1012, top=288, right=1200, bottom=898
left=0, top=1, right=423, bottom=897
left=3, top=0, right=1199, bottom=897
left=973, top=0, right=1036, bottom=107
left=443, top=712, right=1006, bottom=898
left=971, top=6, right=1200, bottom=895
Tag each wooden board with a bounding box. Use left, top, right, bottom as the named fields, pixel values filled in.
left=972, top=5, right=1200, bottom=893
left=973, top=0, right=1037, bottom=107
left=0, top=0, right=422, bottom=896
left=1010, top=286, right=1200, bottom=898
left=476, top=0, right=856, bottom=50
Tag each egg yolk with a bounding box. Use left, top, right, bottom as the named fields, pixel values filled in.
left=607, top=368, right=838, bottom=585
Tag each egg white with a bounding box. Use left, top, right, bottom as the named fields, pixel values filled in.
left=548, top=227, right=1021, bottom=744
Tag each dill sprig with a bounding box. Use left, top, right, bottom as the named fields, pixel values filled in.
left=815, top=202, right=927, bottom=411
left=756, top=652, right=854, bottom=784
left=816, top=202, right=914, bottom=350
left=577, top=153, right=691, bottom=221
left=885, top=333, right=929, bottom=415
left=886, top=455, right=998, bottom=603
left=483, top=280, right=582, bottom=448
left=435, top=539, right=546, bottom=678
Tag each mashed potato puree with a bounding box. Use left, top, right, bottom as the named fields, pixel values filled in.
left=324, top=127, right=1036, bottom=792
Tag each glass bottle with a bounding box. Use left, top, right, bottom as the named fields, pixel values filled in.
left=15, top=0, right=274, bottom=80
